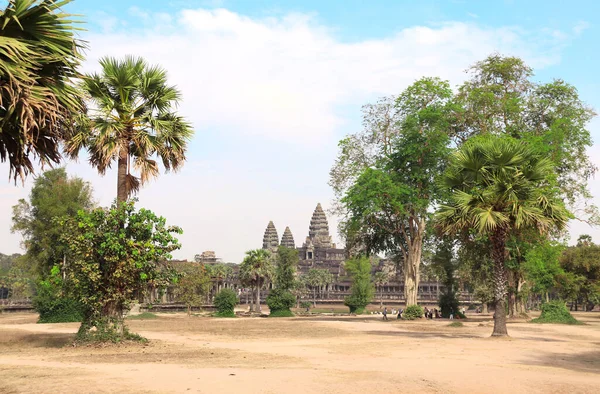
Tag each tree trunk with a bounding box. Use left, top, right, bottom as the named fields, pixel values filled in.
left=508, top=270, right=516, bottom=318
left=117, top=146, right=129, bottom=203
left=490, top=228, right=509, bottom=337
left=482, top=302, right=488, bottom=314
left=404, top=218, right=424, bottom=306
left=255, top=285, right=261, bottom=312
left=313, top=288, right=317, bottom=308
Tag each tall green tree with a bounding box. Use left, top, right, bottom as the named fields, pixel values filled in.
left=0, top=0, right=84, bottom=181
left=11, top=168, right=94, bottom=277
left=560, top=235, right=600, bottom=311
left=61, top=201, right=180, bottom=340
left=239, top=249, right=274, bottom=313
left=344, top=257, right=374, bottom=314
left=523, top=241, right=565, bottom=303
left=340, top=77, right=453, bottom=306
left=435, top=136, right=570, bottom=336
left=66, top=56, right=194, bottom=203
left=173, top=263, right=211, bottom=316
left=274, top=246, right=298, bottom=291
left=453, top=54, right=596, bottom=216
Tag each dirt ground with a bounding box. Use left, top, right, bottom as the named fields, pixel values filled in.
left=0, top=310, right=598, bottom=394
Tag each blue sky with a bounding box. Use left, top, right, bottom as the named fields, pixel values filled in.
left=1, top=0, right=599, bottom=262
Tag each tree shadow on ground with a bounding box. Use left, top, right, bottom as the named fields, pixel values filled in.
left=0, top=331, right=73, bottom=349
left=520, top=350, right=600, bottom=374
left=364, top=330, right=483, bottom=340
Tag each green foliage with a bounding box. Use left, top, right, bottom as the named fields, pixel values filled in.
left=266, top=288, right=296, bottom=316
left=239, top=249, right=275, bottom=312
left=173, top=263, right=211, bottom=315
left=61, top=201, right=180, bottom=340
left=454, top=54, right=596, bottom=209
left=403, top=305, right=424, bottom=320
left=34, top=265, right=83, bottom=323
left=214, top=288, right=238, bottom=317
left=523, top=241, right=565, bottom=296
left=531, top=300, right=580, bottom=325
left=299, top=301, right=312, bottom=310
left=275, top=246, right=299, bottom=291
left=337, top=78, right=453, bottom=305
left=448, top=321, right=464, bottom=327
left=560, top=238, right=600, bottom=310
left=11, top=168, right=94, bottom=278
left=65, top=56, right=194, bottom=202
left=344, top=257, right=374, bottom=313
left=126, top=312, right=158, bottom=320
left=268, top=309, right=294, bottom=317
left=0, top=255, right=33, bottom=301
left=0, top=0, right=85, bottom=182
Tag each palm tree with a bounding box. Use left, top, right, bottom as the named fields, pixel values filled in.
left=66, top=56, right=193, bottom=202
left=0, top=0, right=84, bottom=182
left=435, top=136, right=569, bottom=336
left=239, top=249, right=274, bottom=313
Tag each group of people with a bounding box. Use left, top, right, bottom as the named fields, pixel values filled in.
left=380, top=306, right=467, bottom=320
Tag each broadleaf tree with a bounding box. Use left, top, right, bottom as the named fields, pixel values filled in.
left=61, top=201, right=181, bottom=340
left=340, top=77, right=453, bottom=306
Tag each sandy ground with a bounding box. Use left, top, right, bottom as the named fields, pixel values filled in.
left=0, top=310, right=598, bottom=394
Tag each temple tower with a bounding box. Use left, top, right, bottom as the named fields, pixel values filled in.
left=262, top=221, right=279, bottom=252
left=280, top=226, right=296, bottom=249
left=305, top=203, right=333, bottom=248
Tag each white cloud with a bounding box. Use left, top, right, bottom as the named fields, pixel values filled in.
left=573, top=20, right=590, bottom=35
left=0, top=7, right=586, bottom=263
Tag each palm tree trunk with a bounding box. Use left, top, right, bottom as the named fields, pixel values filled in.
left=255, top=285, right=261, bottom=312
left=117, top=147, right=128, bottom=203
left=490, top=228, right=509, bottom=337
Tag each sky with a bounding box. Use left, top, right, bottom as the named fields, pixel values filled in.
left=1, top=0, right=600, bottom=263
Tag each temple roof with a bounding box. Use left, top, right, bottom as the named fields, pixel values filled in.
left=307, top=203, right=332, bottom=248
left=262, top=221, right=279, bottom=251
left=281, top=226, right=295, bottom=249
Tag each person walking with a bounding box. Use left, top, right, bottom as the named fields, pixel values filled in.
left=383, top=307, right=388, bottom=321
left=449, top=307, right=454, bottom=320
left=397, top=308, right=403, bottom=319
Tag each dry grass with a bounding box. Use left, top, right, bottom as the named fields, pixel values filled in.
left=0, top=311, right=599, bottom=394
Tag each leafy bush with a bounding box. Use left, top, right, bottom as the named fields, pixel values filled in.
left=269, top=309, right=294, bottom=317
left=266, top=288, right=295, bottom=317
left=403, top=305, right=424, bottom=320
left=531, top=300, right=580, bottom=325
left=34, top=266, right=84, bottom=323
left=299, top=301, right=312, bottom=310
left=214, top=288, right=238, bottom=317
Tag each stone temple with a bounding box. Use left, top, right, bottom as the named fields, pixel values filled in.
left=262, top=203, right=346, bottom=278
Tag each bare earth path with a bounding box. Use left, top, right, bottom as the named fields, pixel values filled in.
left=0, top=312, right=598, bottom=393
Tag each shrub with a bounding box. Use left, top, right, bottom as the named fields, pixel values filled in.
left=531, top=300, right=580, bottom=325
left=34, top=269, right=84, bottom=323
left=214, top=288, right=238, bottom=317
left=299, top=301, right=312, bottom=311
left=266, top=288, right=295, bottom=317
left=403, top=305, right=424, bottom=320
left=448, top=321, right=464, bottom=327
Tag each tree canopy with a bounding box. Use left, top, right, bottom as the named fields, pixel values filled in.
left=0, top=0, right=85, bottom=182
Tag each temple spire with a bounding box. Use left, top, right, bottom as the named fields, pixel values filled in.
left=306, top=203, right=332, bottom=248
left=262, top=221, right=279, bottom=252
left=280, top=226, right=295, bottom=249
